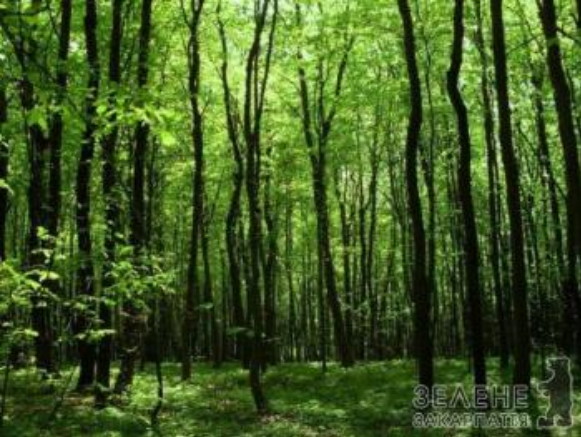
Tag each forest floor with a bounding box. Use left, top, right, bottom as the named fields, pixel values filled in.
left=1, top=359, right=579, bottom=436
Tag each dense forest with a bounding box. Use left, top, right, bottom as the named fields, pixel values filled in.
left=0, top=0, right=580, bottom=435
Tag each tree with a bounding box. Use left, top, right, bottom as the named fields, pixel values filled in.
left=75, top=0, right=100, bottom=389
left=446, top=0, right=486, bottom=386
left=538, top=0, right=581, bottom=364
left=397, top=0, right=433, bottom=389
left=97, top=0, right=124, bottom=399
left=295, top=2, right=355, bottom=368
left=115, top=0, right=153, bottom=394
left=182, top=0, right=206, bottom=382
left=490, top=0, right=530, bottom=386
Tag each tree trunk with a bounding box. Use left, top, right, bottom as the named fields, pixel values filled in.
left=115, top=0, right=152, bottom=394
left=538, top=0, right=581, bottom=365
left=180, top=0, right=205, bottom=382
left=446, top=0, right=486, bottom=386
left=473, top=0, right=509, bottom=370
left=75, top=0, right=100, bottom=389
left=0, top=87, right=8, bottom=261
left=96, top=0, right=124, bottom=401
left=397, top=0, right=433, bottom=389
left=490, top=0, right=531, bottom=386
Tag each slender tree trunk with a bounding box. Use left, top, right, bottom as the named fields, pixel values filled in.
left=181, top=0, right=206, bottom=382
left=75, top=0, right=100, bottom=389
left=96, top=0, right=124, bottom=401
left=18, top=0, right=54, bottom=376
left=115, top=0, right=153, bottom=393
left=530, top=70, right=570, bottom=354
left=446, top=0, right=486, bottom=386
left=490, top=0, right=531, bottom=386
left=397, top=0, right=433, bottom=389
left=217, top=9, right=246, bottom=363
left=47, top=0, right=71, bottom=240
left=295, top=4, right=354, bottom=366
left=0, top=86, right=8, bottom=261
left=243, top=0, right=277, bottom=413
left=473, top=0, right=509, bottom=370
left=263, top=146, right=278, bottom=365
left=538, top=0, right=581, bottom=365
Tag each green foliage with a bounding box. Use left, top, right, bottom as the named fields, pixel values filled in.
left=1, top=361, right=578, bottom=436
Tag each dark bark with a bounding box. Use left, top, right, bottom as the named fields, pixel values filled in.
left=16, top=0, right=54, bottom=376
left=473, top=0, right=509, bottom=370
left=446, top=0, right=486, bottom=386
left=295, top=3, right=354, bottom=367
left=181, top=0, right=205, bottom=382
left=96, top=0, right=124, bottom=400
left=47, top=0, right=71, bottom=238
left=538, top=0, right=581, bottom=364
left=0, top=86, right=8, bottom=261
left=75, top=0, right=100, bottom=389
left=263, top=146, right=278, bottom=365
left=115, top=0, right=153, bottom=394
left=490, top=0, right=531, bottom=386
left=217, top=8, right=246, bottom=363
left=530, top=70, right=571, bottom=353
left=397, top=0, right=433, bottom=389
left=243, top=0, right=277, bottom=413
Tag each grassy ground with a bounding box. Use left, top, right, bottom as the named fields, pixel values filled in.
left=1, top=359, right=579, bottom=436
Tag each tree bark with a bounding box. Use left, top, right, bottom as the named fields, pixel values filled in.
left=96, top=0, right=124, bottom=402
left=180, top=0, right=205, bottom=382
left=115, top=0, right=153, bottom=394
left=295, top=3, right=354, bottom=367
left=0, top=86, right=8, bottom=261
left=473, top=0, right=509, bottom=370
left=75, top=0, right=100, bottom=389
left=446, top=0, right=486, bottom=386
left=397, top=0, right=433, bottom=389
left=490, top=0, right=531, bottom=386
left=539, top=0, right=581, bottom=365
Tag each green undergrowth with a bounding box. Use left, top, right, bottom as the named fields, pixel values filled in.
left=1, top=359, right=579, bottom=436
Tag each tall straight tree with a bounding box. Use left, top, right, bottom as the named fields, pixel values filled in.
left=490, top=0, right=530, bottom=386
left=473, top=0, right=509, bottom=370
left=97, top=0, right=124, bottom=398
left=446, top=0, right=486, bottom=386
left=295, top=2, right=355, bottom=368
left=115, top=0, right=153, bottom=394
left=47, top=0, right=72, bottom=243
left=75, top=0, right=100, bottom=389
left=396, top=0, right=433, bottom=389
left=0, top=86, right=7, bottom=261
left=182, top=0, right=206, bottom=382
left=16, top=0, right=54, bottom=375
left=538, top=0, right=581, bottom=363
